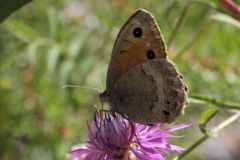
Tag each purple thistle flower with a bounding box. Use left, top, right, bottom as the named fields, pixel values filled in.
left=70, top=107, right=191, bottom=160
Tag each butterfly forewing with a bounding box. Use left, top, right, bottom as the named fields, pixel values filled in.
left=106, top=9, right=167, bottom=92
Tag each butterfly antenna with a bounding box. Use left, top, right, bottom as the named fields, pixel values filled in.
left=62, top=85, right=102, bottom=93
left=97, top=73, right=104, bottom=93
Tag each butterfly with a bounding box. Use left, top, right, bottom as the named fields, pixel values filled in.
left=99, top=9, right=189, bottom=124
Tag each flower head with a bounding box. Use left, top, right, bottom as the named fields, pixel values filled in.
left=70, top=107, right=191, bottom=160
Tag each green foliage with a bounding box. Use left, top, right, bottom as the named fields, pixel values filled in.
left=0, top=0, right=240, bottom=159
left=199, top=107, right=219, bottom=125
left=199, top=107, right=218, bottom=134
left=211, top=13, right=240, bottom=28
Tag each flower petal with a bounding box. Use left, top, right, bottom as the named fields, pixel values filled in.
left=161, top=123, right=192, bottom=133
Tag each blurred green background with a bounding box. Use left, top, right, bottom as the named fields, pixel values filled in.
left=0, top=0, right=240, bottom=159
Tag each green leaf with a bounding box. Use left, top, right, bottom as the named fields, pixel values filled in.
left=0, top=0, right=32, bottom=23
left=188, top=0, right=218, bottom=9
left=199, top=108, right=218, bottom=134
left=199, top=107, right=219, bottom=124
left=68, top=37, right=84, bottom=59
left=47, top=45, right=61, bottom=73
left=59, top=61, right=74, bottom=85
left=211, top=13, right=240, bottom=28
left=47, top=7, right=59, bottom=39
left=27, top=42, right=39, bottom=65
left=6, top=20, right=39, bottom=41
left=199, top=124, right=207, bottom=133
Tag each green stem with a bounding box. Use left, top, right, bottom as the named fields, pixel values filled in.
left=173, top=19, right=215, bottom=61
left=174, top=135, right=209, bottom=160
left=213, top=112, right=240, bottom=132
left=189, top=94, right=240, bottom=110
left=167, top=1, right=191, bottom=47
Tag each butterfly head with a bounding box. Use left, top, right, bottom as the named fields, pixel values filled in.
left=99, top=90, right=110, bottom=104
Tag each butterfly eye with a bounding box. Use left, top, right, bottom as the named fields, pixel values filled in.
left=146, top=50, right=155, bottom=59
left=133, top=28, right=142, bottom=38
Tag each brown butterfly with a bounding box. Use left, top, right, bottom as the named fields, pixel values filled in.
left=99, top=8, right=189, bottom=124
